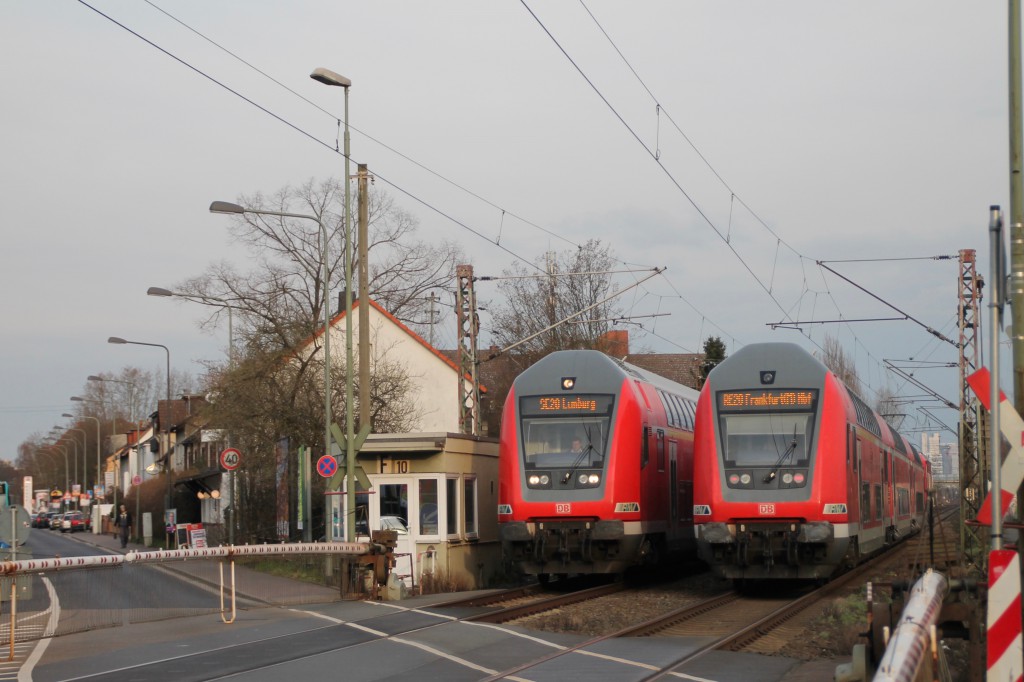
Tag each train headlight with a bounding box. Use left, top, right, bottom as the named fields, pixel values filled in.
left=587, top=474, right=600, bottom=485
left=578, top=473, right=589, bottom=485
left=782, top=473, right=794, bottom=485
left=739, top=473, right=752, bottom=485
left=527, top=474, right=551, bottom=488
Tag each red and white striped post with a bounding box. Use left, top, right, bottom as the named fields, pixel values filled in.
left=987, top=549, right=1023, bottom=681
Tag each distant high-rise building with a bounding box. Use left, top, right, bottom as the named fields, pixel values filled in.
left=941, top=441, right=958, bottom=482
left=921, top=432, right=943, bottom=478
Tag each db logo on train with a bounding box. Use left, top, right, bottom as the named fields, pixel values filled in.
left=759, top=504, right=776, bottom=515
left=556, top=503, right=572, bottom=514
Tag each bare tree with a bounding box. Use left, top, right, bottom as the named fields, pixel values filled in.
left=487, top=239, right=624, bottom=362
left=182, top=178, right=462, bottom=343
left=874, top=385, right=906, bottom=430
left=480, top=240, right=624, bottom=435
left=817, top=334, right=862, bottom=396
left=172, top=177, right=457, bottom=541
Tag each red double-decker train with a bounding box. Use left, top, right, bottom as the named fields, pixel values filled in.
left=693, top=342, right=930, bottom=582
left=498, top=350, right=699, bottom=581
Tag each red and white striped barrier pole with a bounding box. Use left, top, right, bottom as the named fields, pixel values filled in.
left=988, top=549, right=1023, bottom=681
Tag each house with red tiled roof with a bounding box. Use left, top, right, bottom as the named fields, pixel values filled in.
left=301, top=298, right=482, bottom=433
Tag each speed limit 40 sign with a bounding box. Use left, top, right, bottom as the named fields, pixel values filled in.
left=220, top=448, right=242, bottom=471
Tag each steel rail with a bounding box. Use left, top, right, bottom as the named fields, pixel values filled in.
left=467, top=582, right=625, bottom=623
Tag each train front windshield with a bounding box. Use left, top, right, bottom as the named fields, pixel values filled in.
left=518, top=394, right=613, bottom=470
left=715, top=389, right=818, bottom=468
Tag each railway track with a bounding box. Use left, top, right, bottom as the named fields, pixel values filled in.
left=436, top=581, right=626, bottom=624
left=483, top=515, right=963, bottom=680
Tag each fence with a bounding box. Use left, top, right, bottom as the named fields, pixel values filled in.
left=0, top=543, right=382, bottom=653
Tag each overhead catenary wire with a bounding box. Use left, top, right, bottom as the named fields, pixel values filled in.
left=77, top=0, right=958, bottom=438
left=80, top=0, right=740, bottom=349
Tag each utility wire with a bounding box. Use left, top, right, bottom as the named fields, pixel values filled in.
left=83, top=0, right=741, bottom=348
left=519, top=0, right=796, bottom=327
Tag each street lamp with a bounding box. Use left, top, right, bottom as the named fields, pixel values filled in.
left=71, top=395, right=118, bottom=512
left=210, top=200, right=335, bottom=538
left=64, top=426, right=87, bottom=497
left=34, top=448, right=59, bottom=491
left=64, top=413, right=101, bottom=511
left=147, top=285, right=237, bottom=544
left=88, top=375, right=136, bottom=424
left=108, top=336, right=172, bottom=547
left=147, top=287, right=236, bottom=366
left=51, top=430, right=80, bottom=497
left=42, top=441, right=70, bottom=503
left=311, top=66, right=357, bottom=542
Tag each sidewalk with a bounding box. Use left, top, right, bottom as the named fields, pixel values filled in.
left=70, top=527, right=344, bottom=604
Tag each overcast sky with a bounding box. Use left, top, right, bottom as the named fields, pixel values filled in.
left=0, top=1, right=1010, bottom=462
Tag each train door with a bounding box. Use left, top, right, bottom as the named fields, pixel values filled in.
left=669, top=441, right=678, bottom=534
left=858, top=437, right=871, bottom=528
left=884, top=451, right=894, bottom=532
left=847, top=426, right=860, bottom=529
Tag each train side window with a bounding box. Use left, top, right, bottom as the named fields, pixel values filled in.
left=661, top=391, right=677, bottom=429
left=682, top=400, right=694, bottom=430
left=873, top=485, right=883, bottom=521
left=861, top=483, right=871, bottom=523
left=641, top=426, right=650, bottom=469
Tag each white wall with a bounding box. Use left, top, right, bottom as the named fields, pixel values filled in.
left=307, top=302, right=469, bottom=433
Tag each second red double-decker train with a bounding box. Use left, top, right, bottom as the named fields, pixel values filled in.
left=692, top=342, right=930, bottom=582
left=498, top=350, right=699, bottom=581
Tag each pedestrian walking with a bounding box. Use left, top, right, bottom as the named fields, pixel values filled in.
left=114, top=504, right=132, bottom=549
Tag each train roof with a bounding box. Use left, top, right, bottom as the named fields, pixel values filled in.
left=515, top=349, right=699, bottom=400
left=710, top=342, right=921, bottom=462
left=707, top=342, right=829, bottom=387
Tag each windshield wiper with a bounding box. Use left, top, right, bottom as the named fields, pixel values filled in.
left=763, top=425, right=798, bottom=483
left=562, top=430, right=595, bottom=484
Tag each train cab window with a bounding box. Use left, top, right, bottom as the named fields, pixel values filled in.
left=718, top=413, right=812, bottom=468
left=520, top=416, right=609, bottom=470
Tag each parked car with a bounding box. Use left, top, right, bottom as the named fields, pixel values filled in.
left=61, top=511, right=89, bottom=533
left=31, top=512, right=50, bottom=528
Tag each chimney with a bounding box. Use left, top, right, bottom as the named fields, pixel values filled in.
left=598, top=330, right=629, bottom=357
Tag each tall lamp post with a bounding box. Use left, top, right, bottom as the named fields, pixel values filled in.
left=147, top=287, right=235, bottom=365
left=147, top=285, right=236, bottom=543
left=87, top=375, right=136, bottom=424
left=64, top=426, right=87, bottom=504
left=210, top=199, right=336, bottom=538
left=42, top=442, right=70, bottom=506
left=108, top=336, right=172, bottom=547
left=310, top=66, right=357, bottom=542
left=64, top=413, right=101, bottom=515
left=71, top=395, right=116, bottom=514
left=34, top=448, right=59, bottom=494
left=50, top=430, right=79, bottom=503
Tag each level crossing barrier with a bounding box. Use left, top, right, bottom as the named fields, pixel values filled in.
left=0, top=542, right=380, bottom=657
